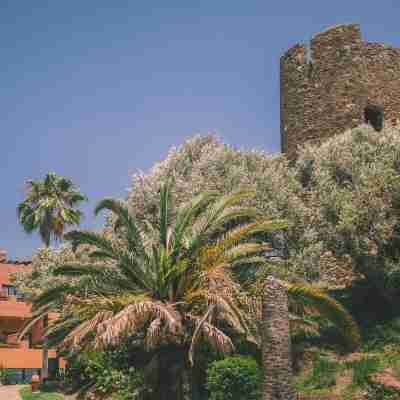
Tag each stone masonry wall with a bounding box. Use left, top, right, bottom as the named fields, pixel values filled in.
left=261, top=277, right=296, bottom=400
left=281, top=24, right=400, bottom=159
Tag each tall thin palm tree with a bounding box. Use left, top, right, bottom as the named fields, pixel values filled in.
left=17, top=172, right=87, bottom=380
left=17, top=172, right=87, bottom=247
left=24, top=185, right=283, bottom=399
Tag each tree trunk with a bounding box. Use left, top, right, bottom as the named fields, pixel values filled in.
left=155, top=348, right=185, bottom=400
left=190, top=364, right=202, bottom=400
left=42, top=347, right=49, bottom=381
left=42, top=315, right=49, bottom=381
left=261, top=277, right=296, bottom=400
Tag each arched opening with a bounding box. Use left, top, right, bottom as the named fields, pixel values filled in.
left=364, top=105, right=384, bottom=132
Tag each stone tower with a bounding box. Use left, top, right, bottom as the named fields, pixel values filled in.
left=280, top=24, right=400, bottom=158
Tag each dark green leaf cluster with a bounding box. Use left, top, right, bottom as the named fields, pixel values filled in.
left=206, top=356, right=261, bottom=400
left=17, top=172, right=87, bottom=246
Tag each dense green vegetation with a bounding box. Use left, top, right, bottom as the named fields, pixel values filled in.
left=14, top=125, right=400, bottom=399
left=206, top=356, right=261, bottom=400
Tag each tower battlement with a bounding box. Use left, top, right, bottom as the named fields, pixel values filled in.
left=280, top=24, right=400, bottom=158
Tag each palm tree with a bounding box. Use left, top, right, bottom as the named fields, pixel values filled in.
left=17, top=172, right=87, bottom=247
left=245, top=282, right=360, bottom=352
left=17, top=172, right=87, bottom=380
left=22, top=184, right=359, bottom=398
left=24, top=185, right=283, bottom=399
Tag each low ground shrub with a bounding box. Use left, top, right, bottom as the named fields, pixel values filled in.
left=19, top=387, right=64, bottom=400
left=83, top=351, right=146, bottom=400
left=295, top=356, right=339, bottom=393
left=206, top=356, right=261, bottom=400
left=0, top=365, right=11, bottom=385
left=350, top=357, right=382, bottom=387
left=365, top=382, right=400, bottom=400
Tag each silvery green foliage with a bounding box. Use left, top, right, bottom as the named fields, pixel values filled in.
left=126, top=134, right=317, bottom=283
left=297, top=124, right=400, bottom=294
left=12, top=246, right=87, bottom=299
left=126, top=127, right=400, bottom=291
left=20, top=125, right=400, bottom=294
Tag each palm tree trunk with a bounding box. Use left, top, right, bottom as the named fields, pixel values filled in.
left=190, top=364, right=202, bottom=400
left=261, top=277, right=296, bottom=400
left=155, top=348, right=185, bottom=400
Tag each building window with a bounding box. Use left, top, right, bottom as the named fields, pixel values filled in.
left=3, top=285, right=17, bottom=296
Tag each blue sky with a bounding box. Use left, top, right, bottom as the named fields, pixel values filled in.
left=2, top=1, right=400, bottom=258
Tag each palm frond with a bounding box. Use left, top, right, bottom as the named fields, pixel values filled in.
left=188, top=314, right=234, bottom=357
left=62, top=311, right=114, bottom=351
left=95, top=198, right=146, bottom=258
left=65, top=230, right=115, bottom=254
left=145, top=318, right=162, bottom=350
left=287, top=284, right=360, bottom=350
left=159, top=183, right=170, bottom=248
left=96, top=301, right=182, bottom=347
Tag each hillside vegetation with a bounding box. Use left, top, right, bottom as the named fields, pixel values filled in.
left=14, top=124, right=400, bottom=399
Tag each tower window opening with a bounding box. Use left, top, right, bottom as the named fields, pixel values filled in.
left=364, top=105, right=384, bottom=132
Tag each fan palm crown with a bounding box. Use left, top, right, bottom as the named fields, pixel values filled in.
left=17, top=172, right=87, bottom=246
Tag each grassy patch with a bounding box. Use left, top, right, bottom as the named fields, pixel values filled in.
left=19, top=387, right=64, bottom=400
left=348, top=357, right=383, bottom=387
left=295, top=356, right=340, bottom=394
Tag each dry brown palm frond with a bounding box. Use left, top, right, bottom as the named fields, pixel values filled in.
left=243, top=294, right=262, bottom=319
left=96, top=301, right=183, bottom=347
left=199, top=271, right=239, bottom=296
left=187, top=314, right=234, bottom=359
left=62, top=310, right=114, bottom=351
left=145, top=318, right=162, bottom=350
left=197, top=262, right=242, bottom=298
left=188, top=306, right=215, bottom=365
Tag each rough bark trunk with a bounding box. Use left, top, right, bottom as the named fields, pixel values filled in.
left=155, top=348, right=185, bottom=400
left=42, top=347, right=49, bottom=380
left=261, top=277, right=296, bottom=400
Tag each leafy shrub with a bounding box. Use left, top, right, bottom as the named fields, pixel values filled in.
left=365, top=382, right=400, bottom=400
left=65, top=348, right=147, bottom=400
left=297, top=356, right=339, bottom=391
left=350, top=357, right=382, bottom=387
left=82, top=351, right=145, bottom=400
left=0, top=365, right=11, bottom=385
left=206, top=356, right=261, bottom=400
left=362, top=318, right=400, bottom=352
left=309, top=357, right=338, bottom=389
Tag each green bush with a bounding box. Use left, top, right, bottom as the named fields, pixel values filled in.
left=365, top=382, right=400, bottom=400
left=206, top=356, right=261, bottom=400
left=0, top=365, right=11, bottom=385
left=83, top=351, right=145, bottom=400
left=65, top=348, right=147, bottom=400
left=350, top=357, right=382, bottom=387
left=305, top=357, right=339, bottom=389
left=296, top=356, right=339, bottom=392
